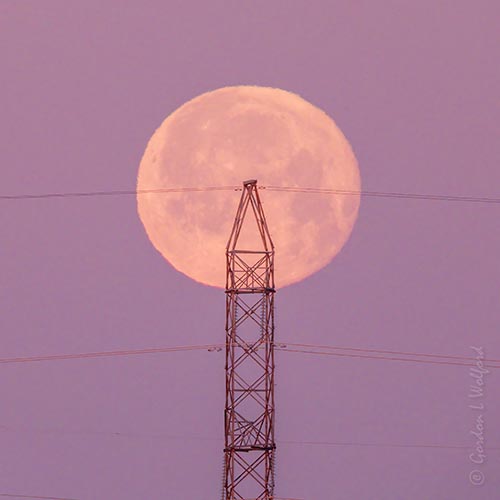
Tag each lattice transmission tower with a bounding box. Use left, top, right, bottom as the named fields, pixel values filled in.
left=222, top=179, right=276, bottom=500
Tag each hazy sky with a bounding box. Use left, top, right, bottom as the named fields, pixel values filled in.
left=1, top=1, right=499, bottom=499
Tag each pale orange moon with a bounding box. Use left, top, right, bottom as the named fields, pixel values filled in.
left=137, top=86, right=361, bottom=288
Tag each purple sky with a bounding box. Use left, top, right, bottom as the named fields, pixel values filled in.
left=1, top=1, right=499, bottom=499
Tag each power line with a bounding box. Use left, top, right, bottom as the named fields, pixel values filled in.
left=0, top=495, right=79, bottom=500
left=0, top=343, right=225, bottom=364
left=265, top=186, right=500, bottom=204
left=277, top=347, right=500, bottom=369
left=0, top=186, right=239, bottom=201
left=281, top=341, right=500, bottom=364
left=2, top=341, right=498, bottom=369
left=2, top=425, right=498, bottom=452
left=278, top=439, right=500, bottom=451
left=1, top=185, right=499, bottom=205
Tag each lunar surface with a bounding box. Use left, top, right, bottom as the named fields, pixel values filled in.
left=137, top=86, right=361, bottom=288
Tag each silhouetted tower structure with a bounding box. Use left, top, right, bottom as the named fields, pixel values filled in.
left=223, top=180, right=276, bottom=500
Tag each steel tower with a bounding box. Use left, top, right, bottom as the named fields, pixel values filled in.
left=223, top=179, right=276, bottom=500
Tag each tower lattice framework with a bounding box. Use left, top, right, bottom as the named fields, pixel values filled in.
left=223, top=179, right=276, bottom=500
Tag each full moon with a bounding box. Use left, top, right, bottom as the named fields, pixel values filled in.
left=137, top=86, right=361, bottom=288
